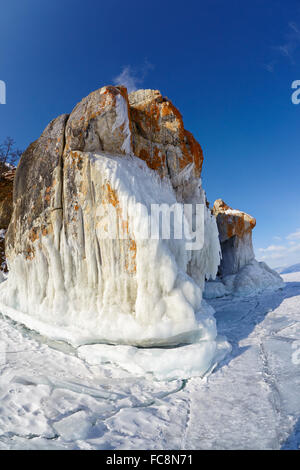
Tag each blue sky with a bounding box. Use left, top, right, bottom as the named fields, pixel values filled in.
left=0, top=0, right=300, bottom=267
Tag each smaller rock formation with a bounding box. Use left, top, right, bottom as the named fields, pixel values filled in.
left=0, top=167, right=15, bottom=271
left=205, top=199, right=284, bottom=298
left=212, top=199, right=256, bottom=276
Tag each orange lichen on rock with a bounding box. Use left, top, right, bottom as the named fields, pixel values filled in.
left=126, top=239, right=137, bottom=274
left=138, top=147, right=166, bottom=173
left=184, top=130, right=204, bottom=177
left=213, top=199, right=256, bottom=242
left=29, top=228, right=39, bottom=243
left=103, top=183, right=119, bottom=208
left=128, top=89, right=204, bottom=181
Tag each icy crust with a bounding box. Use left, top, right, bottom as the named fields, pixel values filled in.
left=78, top=337, right=230, bottom=382
left=0, top=153, right=223, bottom=355
left=204, top=259, right=284, bottom=299
left=76, top=302, right=230, bottom=381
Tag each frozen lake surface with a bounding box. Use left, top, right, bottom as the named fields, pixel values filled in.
left=0, top=272, right=299, bottom=450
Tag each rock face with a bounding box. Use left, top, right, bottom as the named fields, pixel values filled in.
left=212, top=199, right=256, bottom=276
left=129, top=90, right=203, bottom=196
left=0, top=85, right=222, bottom=350
left=204, top=199, right=283, bottom=298
left=64, top=86, right=131, bottom=156
left=0, top=167, right=15, bottom=271
left=0, top=168, right=15, bottom=230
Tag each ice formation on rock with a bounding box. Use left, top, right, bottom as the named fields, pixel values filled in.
left=204, top=199, right=284, bottom=298
left=0, top=84, right=229, bottom=377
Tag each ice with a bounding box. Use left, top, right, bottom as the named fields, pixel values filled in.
left=204, top=259, right=284, bottom=299
left=53, top=411, right=99, bottom=442
left=203, top=280, right=228, bottom=299
left=78, top=333, right=230, bottom=382
left=229, top=260, right=284, bottom=296
left=0, top=153, right=222, bottom=356
left=0, top=271, right=299, bottom=449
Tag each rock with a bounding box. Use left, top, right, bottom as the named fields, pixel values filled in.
left=212, top=198, right=256, bottom=243
left=0, top=167, right=16, bottom=271
left=0, top=167, right=15, bottom=230
left=1, top=85, right=221, bottom=348
left=6, top=114, right=68, bottom=260
left=129, top=89, right=204, bottom=199
left=65, top=86, right=132, bottom=156
left=204, top=198, right=284, bottom=298
left=212, top=199, right=256, bottom=276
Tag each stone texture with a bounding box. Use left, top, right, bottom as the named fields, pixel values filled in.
left=64, top=86, right=131, bottom=155
left=212, top=199, right=256, bottom=276
left=6, top=114, right=68, bottom=261
left=6, top=86, right=206, bottom=269
left=1, top=85, right=220, bottom=346
left=0, top=168, right=15, bottom=230
left=213, top=199, right=256, bottom=242
left=129, top=89, right=204, bottom=193
left=0, top=167, right=15, bottom=271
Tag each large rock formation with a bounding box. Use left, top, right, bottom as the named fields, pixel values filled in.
left=0, top=85, right=223, bottom=359
left=205, top=199, right=283, bottom=298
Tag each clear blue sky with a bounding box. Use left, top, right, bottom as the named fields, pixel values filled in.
left=1, top=0, right=300, bottom=267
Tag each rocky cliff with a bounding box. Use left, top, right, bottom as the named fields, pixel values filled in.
left=0, top=85, right=222, bottom=355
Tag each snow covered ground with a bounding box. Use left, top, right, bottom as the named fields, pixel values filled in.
left=0, top=272, right=299, bottom=450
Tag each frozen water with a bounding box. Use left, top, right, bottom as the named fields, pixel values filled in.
left=0, top=153, right=222, bottom=365
left=204, top=259, right=284, bottom=299
left=0, top=271, right=299, bottom=449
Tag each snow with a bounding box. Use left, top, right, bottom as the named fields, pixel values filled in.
left=230, top=260, right=284, bottom=296
left=204, top=280, right=228, bottom=299
left=204, top=259, right=284, bottom=299
left=0, top=272, right=299, bottom=449
left=77, top=327, right=230, bottom=382
left=0, top=153, right=222, bottom=363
